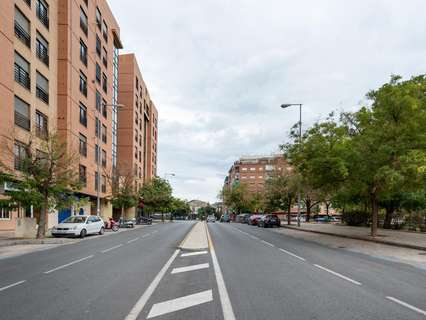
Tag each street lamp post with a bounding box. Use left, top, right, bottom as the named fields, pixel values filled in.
left=281, top=103, right=302, bottom=227
left=95, top=103, right=124, bottom=217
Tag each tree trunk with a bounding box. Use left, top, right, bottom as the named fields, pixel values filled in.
left=326, top=202, right=330, bottom=217
left=383, top=206, right=393, bottom=229
left=305, top=199, right=311, bottom=222
left=287, top=201, right=292, bottom=225
left=371, top=192, right=379, bottom=237
left=121, top=205, right=124, bottom=220
left=37, top=195, right=48, bottom=239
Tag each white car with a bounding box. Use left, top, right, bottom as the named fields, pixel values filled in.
left=206, top=215, right=216, bottom=223
left=52, top=215, right=104, bottom=238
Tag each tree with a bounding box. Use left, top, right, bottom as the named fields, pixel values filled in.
left=0, top=133, right=81, bottom=238
left=197, top=204, right=215, bottom=220
left=139, top=177, right=173, bottom=222
left=169, top=198, right=191, bottom=218
left=221, top=183, right=252, bottom=214
left=110, top=168, right=138, bottom=220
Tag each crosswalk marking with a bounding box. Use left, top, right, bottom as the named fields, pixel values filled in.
left=171, top=263, right=210, bottom=274
left=147, top=290, right=213, bottom=319
left=181, top=251, right=208, bottom=257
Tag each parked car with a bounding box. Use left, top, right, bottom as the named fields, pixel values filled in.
left=249, top=214, right=262, bottom=226
left=207, top=215, right=216, bottom=223
left=236, top=213, right=250, bottom=223
left=243, top=214, right=251, bottom=224
left=220, top=214, right=231, bottom=223
left=52, top=215, right=104, bottom=238
left=314, top=215, right=338, bottom=223
left=136, top=216, right=153, bottom=225
left=258, top=214, right=281, bottom=228
left=119, top=218, right=135, bottom=228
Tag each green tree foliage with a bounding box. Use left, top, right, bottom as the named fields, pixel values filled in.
left=0, top=133, right=81, bottom=238
left=221, top=183, right=255, bottom=214
left=110, top=169, right=138, bottom=219
left=169, top=198, right=191, bottom=218
left=139, top=177, right=172, bottom=221
left=197, top=204, right=216, bottom=220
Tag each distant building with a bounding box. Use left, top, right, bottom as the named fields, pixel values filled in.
left=188, top=200, right=209, bottom=217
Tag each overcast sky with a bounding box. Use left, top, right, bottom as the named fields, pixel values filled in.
left=109, top=0, right=426, bottom=203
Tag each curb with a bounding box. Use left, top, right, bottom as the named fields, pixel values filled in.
left=281, top=225, right=426, bottom=252
left=178, top=222, right=208, bottom=251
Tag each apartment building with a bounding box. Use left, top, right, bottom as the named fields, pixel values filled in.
left=117, top=53, right=158, bottom=218
left=0, top=0, right=58, bottom=232
left=57, top=0, right=123, bottom=222
left=225, top=154, right=288, bottom=194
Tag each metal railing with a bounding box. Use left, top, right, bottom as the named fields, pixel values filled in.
left=14, top=64, right=31, bottom=89
left=24, top=0, right=31, bottom=7
left=79, top=145, right=87, bottom=157
left=15, top=111, right=30, bottom=131
left=35, top=125, right=48, bottom=139
left=36, top=7, right=49, bottom=29
left=14, top=21, right=31, bottom=47
left=36, top=44, right=49, bottom=66
left=80, top=19, right=88, bottom=35
left=36, top=86, right=49, bottom=104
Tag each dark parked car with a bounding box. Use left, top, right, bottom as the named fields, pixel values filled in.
left=220, top=214, right=231, bottom=223
left=249, top=214, right=262, bottom=226
left=258, top=214, right=281, bottom=228
left=136, top=216, right=153, bottom=225
left=119, top=218, right=135, bottom=228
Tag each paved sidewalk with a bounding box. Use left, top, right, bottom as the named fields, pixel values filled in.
left=282, top=223, right=426, bottom=250
left=179, top=221, right=208, bottom=250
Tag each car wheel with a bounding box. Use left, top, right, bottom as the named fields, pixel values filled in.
left=99, top=227, right=105, bottom=235
left=80, top=229, right=87, bottom=238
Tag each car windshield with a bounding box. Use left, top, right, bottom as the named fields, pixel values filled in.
left=62, top=216, right=86, bottom=224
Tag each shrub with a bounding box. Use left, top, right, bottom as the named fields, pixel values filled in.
left=342, top=210, right=369, bottom=226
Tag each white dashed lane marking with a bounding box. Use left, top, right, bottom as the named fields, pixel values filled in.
left=101, top=244, right=123, bottom=253
left=278, top=248, right=306, bottom=261
left=314, top=264, right=362, bottom=286
left=181, top=250, right=208, bottom=257
left=0, top=280, right=26, bottom=292
left=171, top=263, right=210, bottom=274
left=261, top=240, right=275, bottom=247
left=386, top=296, right=426, bottom=316
left=127, top=237, right=139, bottom=244
left=147, top=290, right=213, bottom=319
left=44, top=255, right=93, bottom=274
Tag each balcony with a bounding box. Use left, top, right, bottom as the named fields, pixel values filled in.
left=36, top=45, right=49, bottom=66
left=25, top=0, right=31, bottom=7
left=14, top=158, right=26, bottom=171
left=14, top=21, right=31, bottom=47
left=79, top=145, right=87, bottom=157
left=102, top=133, right=107, bottom=144
left=79, top=175, right=87, bottom=187
left=101, top=184, right=106, bottom=193
left=36, top=7, right=49, bottom=29
left=80, top=20, right=88, bottom=35
left=15, top=111, right=30, bottom=131
left=102, top=56, right=107, bottom=68
left=14, top=64, right=31, bottom=90
left=102, top=158, right=106, bottom=167
left=36, top=86, right=49, bottom=104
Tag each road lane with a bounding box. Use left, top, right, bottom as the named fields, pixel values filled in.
left=209, top=222, right=425, bottom=320
left=0, top=222, right=194, bottom=320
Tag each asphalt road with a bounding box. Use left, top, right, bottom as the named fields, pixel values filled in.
left=1, top=221, right=426, bottom=320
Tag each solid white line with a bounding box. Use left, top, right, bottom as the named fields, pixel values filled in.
left=278, top=248, right=306, bottom=261
left=261, top=240, right=275, bottom=247
left=0, top=280, right=26, bottom=292
left=127, top=237, right=139, bottom=244
left=142, top=234, right=150, bottom=238
left=386, top=296, right=426, bottom=316
left=152, top=230, right=158, bottom=234
left=206, top=226, right=236, bottom=320
left=181, top=250, right=208, bottom=257
left=171, top=263, right=209, bottom=274
left=44, top=255, right=93, bottom=274
left=249, top=235, right=259, bottom=240
left=124, top=249, right=180, bottom=320
left=147, top=290, right=213, bottom=319
left=314, top=264, right=362, bottom=285
left=101, top=244, right=123, bottom=253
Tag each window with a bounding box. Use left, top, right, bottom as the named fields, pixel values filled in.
left=36, top=32, right=49, bottom=66
left=36, top=71, right=49, bottom=104
left=79, top=164, right=87, bottom=186
left=95, top=171, right=99, bottom=191
left=139, top=135, right=142, bottom=147
left=95, top=117, right=100, bottom=138
left=80, top=7, right=88, bottom=35
left=96, top=35, right=101, bottom=57
left=135, top=113, right=138, bottom=125
left=96, top=7, right=102, bottom=29
left=0, top=208, right=11, bottom=220
left=14, top=141, right=27, bottom=171
left=79, top=102, right=87, bottom=127
left=14, top=96, right=30, bottom=131
left=15, top=8, right=31, bottom=47
left=135, top=130, right=138, bottom=143
left=36, top=0, right=49, bottom=29
left=102, top=124, right=107, bottom=143
left=136, top=76, right=139, bottom=89
left=101, top=175, right=106, bottom=192
left=102, top=47, right=107, bottom=67
left=96, top=90, right=101, bottom=111
left=35, top=110, right=48, bottom=139
left=80, top=39, right=87, bottom=66
left=24, top=0, right=31, bottom=7
left=14, top=52, right=30, bottom=90
left=79, top=134, right=87, bottom=156
left=102, top=73, right=107, bottom=93
left=95, top=63, right=101, bottom=83
left=134, top=147, right=137, bottom=159
left=95, top=144, right=100, bottom=163
left=139, top=151, right=141, bottom=162
left=101, top=149, right=106, bottom=167
left=79, top=71, right=87, bottom=96
left=102, top=20, right=108, bottom=42
left=102, top=99, right=107, bottom=118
